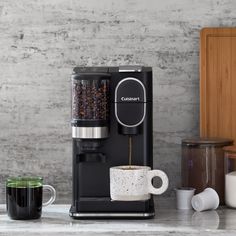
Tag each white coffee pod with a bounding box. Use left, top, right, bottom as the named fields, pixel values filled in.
left=191, top=188, right=219, bottom=212
left=175, top=187, right=195, bottom=210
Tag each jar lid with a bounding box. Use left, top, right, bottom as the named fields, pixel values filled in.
left=223, top=146, right=236, bottom=153
left=182, top=137, right=233, bottom=146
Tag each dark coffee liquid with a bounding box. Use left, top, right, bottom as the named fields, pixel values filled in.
left=6, top=186, right=42, bottom=220
left=120, top=167, right=139, bottom=170
left=128, top=136, right=132, bottom=168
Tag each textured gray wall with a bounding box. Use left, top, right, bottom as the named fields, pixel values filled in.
left=0, top=0, right=236, bottom=203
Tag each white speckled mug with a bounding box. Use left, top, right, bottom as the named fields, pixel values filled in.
left=110, top=165, right=169, bottom=201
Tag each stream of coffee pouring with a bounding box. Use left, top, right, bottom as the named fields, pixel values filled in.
left=128, top=136, right=132, bottom=167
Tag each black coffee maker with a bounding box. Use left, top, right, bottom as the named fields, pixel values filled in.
left=70, top=66, right=153, bottom=218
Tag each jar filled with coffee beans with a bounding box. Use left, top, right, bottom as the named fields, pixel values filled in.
left=71, top=74, right=110, bottom=123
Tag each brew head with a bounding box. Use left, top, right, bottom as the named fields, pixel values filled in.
left=115, top=77, right=146, bottom=135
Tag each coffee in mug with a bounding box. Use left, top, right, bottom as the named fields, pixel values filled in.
left=110, top=165, right=169, bottom=201
left=6, top=177, right=56, bottom=220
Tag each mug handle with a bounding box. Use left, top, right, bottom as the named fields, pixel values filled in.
left=147, top=170, right=169, bottom=195
left=42, top=185, right=56, bottom=207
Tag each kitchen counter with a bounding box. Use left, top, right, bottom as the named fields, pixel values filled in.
left=1, top=200, right=236, bottom=236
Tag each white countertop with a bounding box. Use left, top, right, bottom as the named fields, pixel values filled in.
left=1, top=202, right=236, bottom=236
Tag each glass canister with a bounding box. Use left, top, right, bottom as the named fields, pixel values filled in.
left=224, top=146, right=236, bottom=208
left=71, top=72, right=110, bottom=139
left=182, top=137, right=233, bottom=204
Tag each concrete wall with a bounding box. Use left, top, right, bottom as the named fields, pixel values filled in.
left=0, top=0, right=236, bottom=202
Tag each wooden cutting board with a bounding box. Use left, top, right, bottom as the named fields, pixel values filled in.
left=200, top=28, right=236, bottom=141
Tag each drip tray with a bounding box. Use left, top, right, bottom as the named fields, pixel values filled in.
left=69, top=211, right=155, bottom=219
left=70, top=197, right=155, bottom=219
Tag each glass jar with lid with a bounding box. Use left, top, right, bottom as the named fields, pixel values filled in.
left=224, top=146, right=236, bottom=208
left=182, top=137, right=233, bottom=204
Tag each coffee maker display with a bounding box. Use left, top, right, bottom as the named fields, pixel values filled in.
left=70, top=66, right=153, bottom=218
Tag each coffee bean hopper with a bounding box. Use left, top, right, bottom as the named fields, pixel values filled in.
left=71, top=70, right=110, bottom=139
left=70, top=66, right=154, bottom=218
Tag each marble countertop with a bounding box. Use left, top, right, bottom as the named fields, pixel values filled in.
left=1, top=201, right=236, bottom=236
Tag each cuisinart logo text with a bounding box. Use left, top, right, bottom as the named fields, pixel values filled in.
left=121, top=97, right=140, bottom=101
